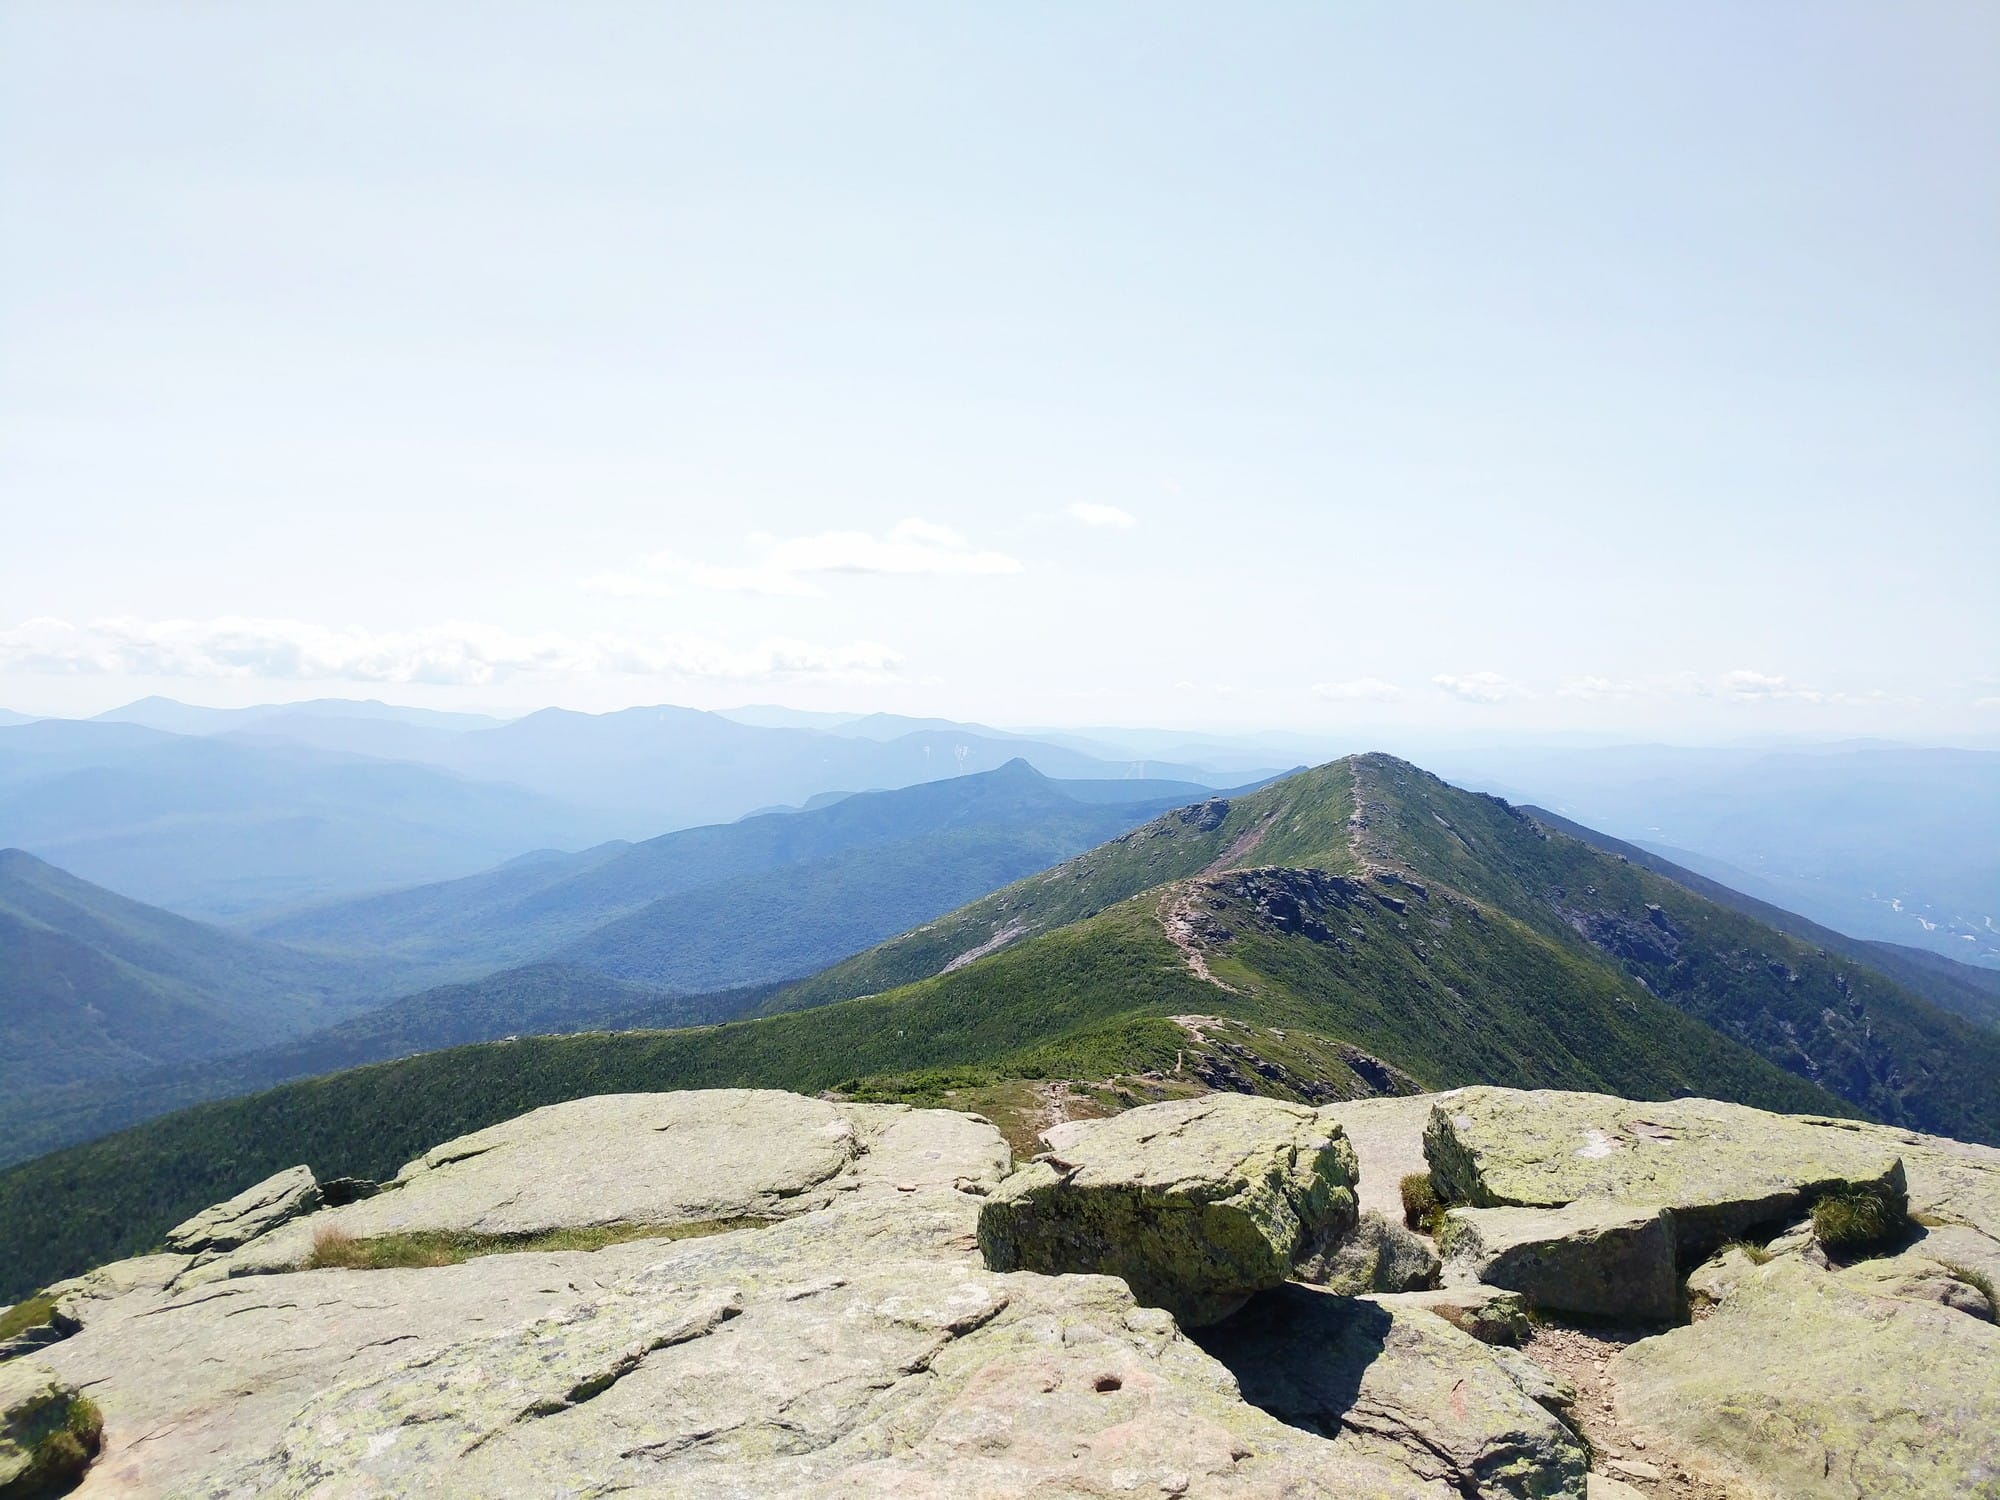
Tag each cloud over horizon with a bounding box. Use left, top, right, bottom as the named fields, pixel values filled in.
left=1433, top=671, right=1531, bottom=704
left=1312, top=677, right=1403, bottom=702
left=0, top=616, right=903, bottom=687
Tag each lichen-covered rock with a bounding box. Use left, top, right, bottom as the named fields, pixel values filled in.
left=1371, top=1285, right=1533, bottom=1345
left=1425, top=1089, right=1909, bottom=1255
left=0, top=1359, right=96, bottom=1492
left=1683, top=1244, right=1760, bottom=1309
left=1304, top=1209, right=1441, bottom=1294
left=978, top=1094, right=1359, bottom=1326
left=1815, top=1116, right=2000, bottom=1231
left=49, top=1184, right=1441, bottom=1498
left=1613, top=1256, right=2000, bottom=1498
left=163, top=1164, right=320, bottom=1254
left=1438, top=1203, right=1679, bottom=1323
left=1835, top=1227, right=1996, bottom=1321
left=1193, top=1283, right=1589, bottom=1499
left=1485, top=1343, right=1576, bottom=1418
left=194, top=1089, right=1013, bottom=1281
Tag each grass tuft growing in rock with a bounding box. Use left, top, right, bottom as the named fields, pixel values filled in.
left=16, top=1393, right=102, bottom=1498
left=1720, top=1238, right=1775, bottom=1266
left=1399, top=1172, right=1444, bottom=1234
left=1939, top=1261, right=1997, bottom=1312
left=1810, top=1187, right=1907, bottom=1256
left=0, top=1292, right=57, bottom=1340
left=305, top=1217, right=770, bottom=1271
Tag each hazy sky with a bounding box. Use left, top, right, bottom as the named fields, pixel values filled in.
left=3, top=3, right=1994, bottom=736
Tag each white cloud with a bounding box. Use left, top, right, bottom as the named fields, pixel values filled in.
left=1433, top=671, right=1530, bottom=704
left=1557, top=675, right=1639, bottom=700
left=0, top=616, right=901, bottom=686
left=1064, top=502, right=1137, bottom=529
left=1312, top=677, right=1403, bottom=703
left=584, top=517, right=1021, bottom=599
left=1721, top=669, right=1829, bottom=703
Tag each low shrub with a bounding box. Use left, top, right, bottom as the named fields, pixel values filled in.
left=1400, top=1172, right=1444, bottom=1233
left=1810, top=1187, right=1906, bottom=1255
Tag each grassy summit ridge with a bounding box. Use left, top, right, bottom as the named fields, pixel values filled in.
left=6, top=753, right=1995, bottom=1300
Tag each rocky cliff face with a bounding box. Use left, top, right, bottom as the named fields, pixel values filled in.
left=3, top=1084, right=1996, bottom=1499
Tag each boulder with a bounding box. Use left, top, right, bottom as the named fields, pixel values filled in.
left=1613, top=1256, right=2000, bottom=1498
left=1425, top=1088, right=1910, bottom=1256
left=978, top=1094, right=1359, bottom=1326
left=1485, top=1344, right=1577, bottom=1418
left=0, top=1359, right=96, bottom=1492
left=1438, top=1203, right=1679, bottom=1323
left=1192, top=1283, right=1589, bottom=1499
left=1682, top=1243, right=1761, bottom=1309
left=1585, top=1478, right=1646, bottom=1500
left=193, top=1089, right=1013, bottom=1280
left=163, top=1163, right=320, bottom=1254
left=1762, top=1218, right=1827, bottom=1266
left=1303, top=1209, right=1441, bottom=1294
left=1370, top=1285, right=1533, bottom=1345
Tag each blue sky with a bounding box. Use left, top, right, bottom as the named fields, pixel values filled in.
left=2, top=3, right=1994, bottom=735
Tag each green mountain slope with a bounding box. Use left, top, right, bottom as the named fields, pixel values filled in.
left=7, top=753, right=1995, bottom=1300
left=0, top=964, right=762, bottom=1170
left=0, top=849, right=396, bottom=1099
left=1528, top=806, right=2000, bottom=1030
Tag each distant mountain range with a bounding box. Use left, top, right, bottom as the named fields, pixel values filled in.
left=6, top=752, right=1996, bottom=1300
left=0, top=761, right=1229, bottom=1164
left=0, top=699, right=1269, bottom=918
left=0, top=718, right=628, bottom=920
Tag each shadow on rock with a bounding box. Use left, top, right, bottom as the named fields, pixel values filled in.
left=1190, top=1283, right=1380, bottom=1438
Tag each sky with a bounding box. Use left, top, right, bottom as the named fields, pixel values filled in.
left=2, top=3, right=1995, bottom=738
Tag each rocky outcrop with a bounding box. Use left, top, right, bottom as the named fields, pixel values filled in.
left=1424, top=1088, right=1910, bottom=1255
left=1614, top=1255, right=2000, bottom=1498
left=196, top=1089, right=1012, bottom=1281
left=37, top=1094, right=1454, bottom=1500
left=1438, top=1204, right=1679, bottom=1323
left=1193, top=1284, right=1589, bottom=1499
left=23, top=1083, right=2000, bottom=1498
left=162, top=1163, right=320, bottom=1254
left=977, top=1094, right=1359, bottom=1325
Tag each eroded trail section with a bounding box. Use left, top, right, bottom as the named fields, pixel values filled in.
left=1157, top=817, right=1272, bottom=990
